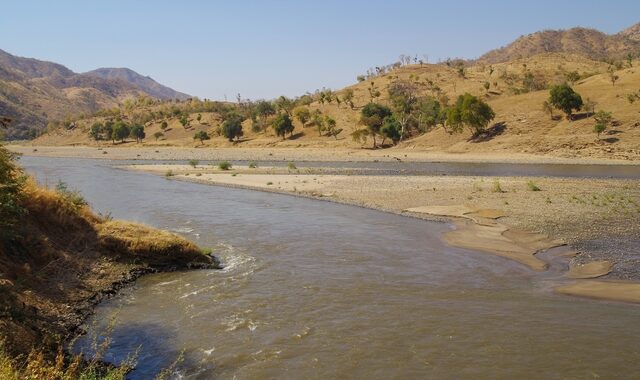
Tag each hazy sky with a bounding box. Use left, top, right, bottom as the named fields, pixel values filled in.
left=2, top=1, right=639, bottom=100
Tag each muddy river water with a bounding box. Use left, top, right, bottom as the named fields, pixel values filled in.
left=22, top=157, right=640, bottom=379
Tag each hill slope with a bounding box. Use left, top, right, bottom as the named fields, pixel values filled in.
left=479, top=24, right=640, bottom=63
left=85, top=67, right=190, bottom=101
left=0, top=49, right=190, bottom=139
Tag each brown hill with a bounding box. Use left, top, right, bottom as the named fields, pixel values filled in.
left=0, top=49, right=190, bottom=139
left=34, top=53, right=640, bottom=161
left=479, top=24, right=640, bottom=63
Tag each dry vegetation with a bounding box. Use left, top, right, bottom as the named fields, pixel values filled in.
left=0, top=148, right=214, bottom=376
left=34, top=53, right=640, bottom=161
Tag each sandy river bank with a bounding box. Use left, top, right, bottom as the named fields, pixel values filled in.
left=127, top=162, right=640, bottom=303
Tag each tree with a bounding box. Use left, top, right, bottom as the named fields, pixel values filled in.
left=196, top=114, right=202, bottom=123
left=416, top=97, right=444, bottom=132
left=324, top=116, right=338, bottom=138
left=607, top=66, right=619, bottom=86
left=0, top=134, right=25, bottom=234
left=593, top=110, right=613, bottom=127
left=388, top=80, right=419, bottom=141
left=380, top=115, right=402, bottom=145
left=445, top=93, right=495, bottom=136
left=548, top=84, right=583, bottom=120
left=103, top=120, right=114, bottom=143
left=311, top=111, right=325, bottom=136
left=272, top=114, right=295, bottom=139
left=256, top=100, right=276, bottom=120
left=293, top=107, right=311, bottom=128
left=222, top=115, right=244, bottom=142
left=274, top=96, right=294, bottom=115
left=160, top=121, right=169, bottom=131
left=179, top=115, right=189, bottom=129
left=626, top=53, right=634, bottom=68
left=343, top=89, right=355, bottom=109
left=129, top=124, right=145, bottom=143
left=359, top=102, right=392, bottom=148
left=112, top=121, right=130, bottom=143
left=89, top=122, right=104, bottom=141
left=153, top=131, right=164, bottom=141
left=193, top=130, right=210, bottom=145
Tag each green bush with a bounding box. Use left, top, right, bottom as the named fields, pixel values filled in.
left=0, top=146, right=25, bottom=237
left=527, top=180, right=542, bottom=191
left=188, top=159, right=198, bottom=168
left=248, top=161, right=258, bottom=168
left=218, top=161, right=232, bottom=170
left=55, top=181, right=88, bottom=208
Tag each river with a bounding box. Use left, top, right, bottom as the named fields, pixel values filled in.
left=21, top=156, right=640, bottom=379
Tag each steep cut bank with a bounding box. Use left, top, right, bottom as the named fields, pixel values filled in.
left=0, top=146, right=217, bottom=362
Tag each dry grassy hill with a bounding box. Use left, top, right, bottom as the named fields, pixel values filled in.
left=0, top=49, right=190, bottom=139
left=36, top=52, right=640, bottom=161
left=479, top=23, right=640, bottom=63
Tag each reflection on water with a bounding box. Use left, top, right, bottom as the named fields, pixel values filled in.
left=21, top=157, right=640, bottom=379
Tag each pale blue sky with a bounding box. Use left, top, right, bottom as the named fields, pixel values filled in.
left=2, top=1, right=639, bottom=100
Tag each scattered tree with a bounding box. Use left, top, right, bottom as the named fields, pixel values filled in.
left=272, top=114, right=295, bottom=139
left=222, top=115, right=244, bottom=142
left=359, top=102, right=392, bottom=148
left=153, top=131, right=164, bottom=141
left=160, top=121, right=169, bottom=131
left=548, top=84, right=583, bottom=120
left=293, top=107, right=311, bottom=127
left=193, top=130, right=210, bottom=145
left=179, top=115, right=190, bottom=129
left=593, top=110, right=613, bottom=136
left=112, top=121, right=130, bottom=143
left=89, top=122, right=104, bottom=141
left=129, top=124, right=145, bottom=143
left=380, top=115, right=402, bottom=145
left=445, top=93, right=495, bottom=136
left=607, top=66, right=619, bottom=86
left=343, top=89, right=355, bottom=109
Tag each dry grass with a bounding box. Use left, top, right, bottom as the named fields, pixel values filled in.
left=33, top=53, right=640, bottom=161
left=0, top=175, right=212, bottom=363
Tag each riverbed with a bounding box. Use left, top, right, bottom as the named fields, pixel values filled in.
left=21, top=156, right=640, bottom=379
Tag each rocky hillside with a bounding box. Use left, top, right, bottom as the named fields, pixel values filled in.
left=0, top=49, right=190, bottom=139
left=479, top=23, right=640, bottom=63
left=85, top=67, right=189, bottom=101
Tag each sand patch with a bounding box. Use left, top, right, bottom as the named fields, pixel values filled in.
left=405, top=205, right=560, bottom=271
left=567, top=260, right=613, bottom=279
left=555, top=281, right=640, bottom=303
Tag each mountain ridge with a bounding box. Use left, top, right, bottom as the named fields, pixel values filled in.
left=0, top=49, right=190, bottom=139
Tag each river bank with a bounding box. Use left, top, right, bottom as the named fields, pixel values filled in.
left=0, top=177, right=219, bottom=359
left=126, top=162, right=640, bottom=303
left=8, top=144, right=640, bottom=165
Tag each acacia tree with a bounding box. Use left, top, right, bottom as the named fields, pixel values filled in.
left=380, top=115, right=402, bottom=145
left=388, top=80, right=419, bottom=141
left=272, top=114, right=295, bottom=139
left=160, top=121, right=169, bottom=131
left=89, top=122, right=104, bottom=141
left=274, top=96, right=294, bottom=116
left=548, top=84, right=583, bottom=120
left=222, top=114, right=244, bottom=142
left=359, top=103, right=392, bottom=148
left=445, top=93, right=495, bottom=136
left=112, top=121, right=130, bottom=143
left=593, top=110, right=613, bottom=138
left=153, top=131, right=164, bottom=141
left=179, top=115, right=189, bottom=129
left=193, top=130, right=210, bottom=145
left=293, top=107, right=311, bottom=128
left=311, top=111, right=325, bottom=136
left=129, top=124, right=145, bottom=143
left=342, top=89, right=355, bottom=109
